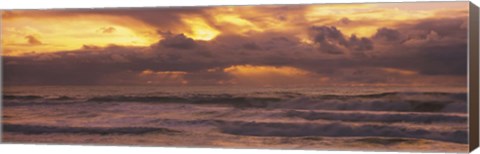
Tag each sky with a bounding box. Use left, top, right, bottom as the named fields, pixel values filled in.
left=0, top=2, right=470, bottom=87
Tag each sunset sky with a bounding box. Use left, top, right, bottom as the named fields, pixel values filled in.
left=1, top=2, right=470, bottom=86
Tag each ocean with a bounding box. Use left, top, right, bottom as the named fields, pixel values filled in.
left=1, top=85, right=469, bottom=152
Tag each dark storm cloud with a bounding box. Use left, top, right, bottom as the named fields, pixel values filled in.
left=309, top=26, right=347, bottom=54
left=159, top=33, right=197, bottom=49
left=241, top=42, right=262, bottom=50
left=360, top=16, right=468, bottom=76
left=2, top=31, right=312, bottom=85
left=396, top=18, right=467, bottom=47
left=373, top=44, right=468, bottom=76
left=408, top=18, right=467, bottom=38
left=3, top=46, right=146, bottom=85
left=348, top=35, right=374, bottom=51
left=2, top=15, right=468, bottom=86
left=373, top=28, right=403, bottom=42
left=309, top=26, right=373, bottom=54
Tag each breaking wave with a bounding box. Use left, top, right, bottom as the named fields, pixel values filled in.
left=3, top=92, right=467, bottom=113
left=283, top=110, right=467, bottom=123
left=3, top=95, right=44, bottom=100
left=3, top=124, right=182, bottom=135
left=217, top=121, right=467, bottom=144
left=145, top=118, right=466, bottom=144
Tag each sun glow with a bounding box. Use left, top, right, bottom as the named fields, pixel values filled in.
left=214, top=14, right=263, bottom=33
left=2, top=14, right=158, bottom=56
left=2, top=3, right=467, bottom=56
left=182, top=17, right=220, bottom=41
left=224, top=65, right=310, bottom=77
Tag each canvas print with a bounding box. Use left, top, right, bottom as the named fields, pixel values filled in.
left=0, top=1, right=475, bottom=153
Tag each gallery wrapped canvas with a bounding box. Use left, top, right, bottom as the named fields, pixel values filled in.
left=1, top=1, right=479, bottom=153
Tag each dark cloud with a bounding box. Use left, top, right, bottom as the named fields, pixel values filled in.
left=396, top=18, right=467, bottom=47
left=159, top=33, right=197, bottom=49
left=373, top=28, right=403, bottom=42
left=409, top=18, right=467, bottom=39
left=309, top=26, right=373, bottom=54
left=309, top=26, right=348, bottom=54
left=241, top=42, right=262, bottom=50
left=2, top=15, right=468, bottom=86
left=348, top=35, right=373, bottom=51
left=24, top=35, right=42, bottom=45
left=338, top=17, right=352, bottom=25
left=398, top=44, right=467, bottom=76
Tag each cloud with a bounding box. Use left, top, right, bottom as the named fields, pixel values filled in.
left=224, top=65, right=310, bottom=77
left=373, top=27, right=403, bottom=42
left=223, top=65, right=326, bottom=86
left=338, top=17, right=352, bottom=25
left=138, top=69, right=188, bottom=85
left=98, top=27, right=116, bottom=34
left=181, top=17, right=221, bottom=41
left=3, top=22, right=467, bottom=86
left=241, top=42, right=262, bottom=50
left=24, top=35, right=42, bottom=45
left=390, top=18, right=467, bottom=48
left=1, top=5, right=469, bottom=87
left=309, top=26, right=373, bottom=54
left=309, top=26, right=348, bottom=54
left=380, top=68, right=417, bottom=76
left=110, top=54, right=130, bottom=63
left=403, top=30, right=440, bottom=46
left=348, top=35, right=373, bottom=51
left=159, top=33, right=197, bottom=49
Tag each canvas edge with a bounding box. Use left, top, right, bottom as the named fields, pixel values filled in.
left=469, top=1, right=480, bottom=152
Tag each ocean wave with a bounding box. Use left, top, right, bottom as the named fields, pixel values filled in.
left=3, top=95, right=44, bottom=100
left=283, top=110, right=467, bottom=123
left=2, top=95, right=80, bottom=107
left=3, top=95, right=78, bottom=101
left=217, top=121, right=467, bottom=144
left=84, top=92, right=464, bottom=102
left=3, top=124, right=182, bottom=135
left=3, top=92, right=466, bottom=113
left=145, top=118, right=466, bottom=144
left=294, top=100, right=463, bottom=113
left=87, top=95, right=282, bottom=107
left=317, top=92, right=466, bottom=100
left=87, top=96, right=188, bottom=103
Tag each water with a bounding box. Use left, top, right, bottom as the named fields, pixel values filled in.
left=1, top=85, right=469, bottom=152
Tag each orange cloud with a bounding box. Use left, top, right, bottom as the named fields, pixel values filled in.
left=224, top=65, right=310, bottom=77
left=24, top=35, right=42, bottom=45
left=304, top=2, right=467, bottom=38
left=98, top=27, right=116, bottom=34
left=213, top=14, right=263, bottom=34
left=381, top=68, right=418, bottom=76
left=223, top=65, right=326, bottom=86
left=2, top=13, right=159, bottom=56
left=1, top=2, right=468, bottom=56
left=139, top=69, right=188, bottom=85
left=181, top=17, right=220, bottom=41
